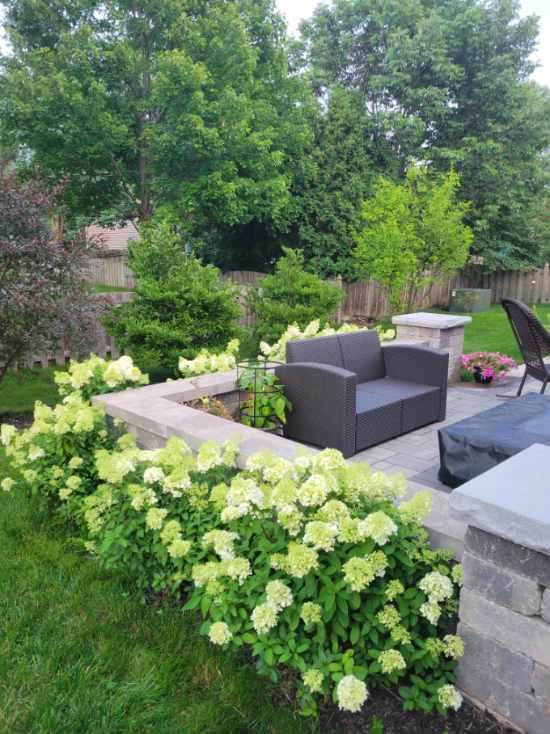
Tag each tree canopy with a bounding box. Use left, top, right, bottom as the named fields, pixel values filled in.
left=0, top=0, right=310, bottom=236
left=298, top=0, right=550, bottom=271
left=1, top=0, right=549, bottom=272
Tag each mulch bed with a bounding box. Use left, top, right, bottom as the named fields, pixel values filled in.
left=320, top=687, right=514, bottom=734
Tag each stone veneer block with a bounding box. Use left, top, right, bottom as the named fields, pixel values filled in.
left=543, top=589, right=550, bottom=624
left=460, top=588, right=550, bottom=669
left=391, top=311, right=471, bottom=382
left=457, top=662, right=550, bottom=734
left=464, top=527, right=550, bottom=587
left=532, top=663, right=550, bottom=707
left=457, top=622, right=534, bottom=693
left=462, top=551, right=541, bottom=616
left=450, top=444, right=550, bottom=557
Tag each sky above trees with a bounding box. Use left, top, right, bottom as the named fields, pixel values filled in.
left=277, top=0, right=550, bottom=86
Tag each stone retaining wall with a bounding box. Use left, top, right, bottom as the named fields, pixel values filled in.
left=450, top=444, right=550, bottom=733
left=456, top=527, right=550, bottom=733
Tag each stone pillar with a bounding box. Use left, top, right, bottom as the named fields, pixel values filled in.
left=391, top=312, right=471, bottom=382
left=450, top=444, right=550, bottom=734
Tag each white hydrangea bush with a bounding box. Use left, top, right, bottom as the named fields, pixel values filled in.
left=1, top=355, right=464, bottom=719
left=259, top=319, right=396, bottom=363
left=179, top=339, right=240, bottom=377
left=181, top=448, right=463, bottom=716
left=55, top=354, right=148, bottom=401
left=58, top=438, right=462, bottom=716
left=1, top=394, right=114, bottom=515
left=177, top=321, right=396, bottom=379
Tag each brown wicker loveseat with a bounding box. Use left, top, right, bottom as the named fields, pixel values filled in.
left=276, top=331, right=448, bottom=458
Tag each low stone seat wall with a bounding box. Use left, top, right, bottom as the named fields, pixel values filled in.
left=450, top=444, right=550, bottom=733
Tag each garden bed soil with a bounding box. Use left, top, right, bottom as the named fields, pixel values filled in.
left=320, top=686, right=514, bottom=734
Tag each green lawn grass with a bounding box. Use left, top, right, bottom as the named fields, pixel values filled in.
left=460, top=304, right=550, bottom=361
left=381, top=304, right=550, bottom=363
left=0, top=454, right=312, bottom=734
left=0, top=368, right=60, bottom=415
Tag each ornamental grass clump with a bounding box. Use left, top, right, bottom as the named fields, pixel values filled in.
left=1, top=359, right=464, bottom=719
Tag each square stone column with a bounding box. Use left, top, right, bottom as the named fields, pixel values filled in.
left=450, top=444, right=550, bottom=734
left=391, top=312, right=472, bottom=383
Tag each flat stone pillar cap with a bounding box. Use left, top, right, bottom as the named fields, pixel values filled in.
left=449, top=443, right=550, bottom=556
left=392, top=312, right=472, bottom=329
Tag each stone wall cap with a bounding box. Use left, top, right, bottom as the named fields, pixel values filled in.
left=449, top=444, right=550, bottom=556
left=392, top=312, right=472, bottom=329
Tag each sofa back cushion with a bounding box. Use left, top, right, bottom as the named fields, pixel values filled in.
left=286, top=334, right=344, bottom=368
left=338, top=331, right=385, bottom=382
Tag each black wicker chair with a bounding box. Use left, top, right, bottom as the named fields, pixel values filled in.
left=275, top=331, right=448, bottom=458
left=502, top=298, right=550, bottom=396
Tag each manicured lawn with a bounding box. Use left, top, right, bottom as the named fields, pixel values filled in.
left=455, top=304, right=550, bottom=361
left=0, top=368, right=60, bottom=415
left=382, top=304, right=550, bottom=363
left=0, top=456, right=311, bottom=734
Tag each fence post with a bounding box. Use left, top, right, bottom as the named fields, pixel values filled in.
left=335, top=275, right=343, bottom=324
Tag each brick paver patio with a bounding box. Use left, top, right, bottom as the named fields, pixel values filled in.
left=352, top=367, right=542, bottom=494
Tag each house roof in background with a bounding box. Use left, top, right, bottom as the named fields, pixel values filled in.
left=86, top=221, right=139, bottom=250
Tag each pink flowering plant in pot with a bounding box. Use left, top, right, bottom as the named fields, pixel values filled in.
left=460, top=352, right=517, bottom=385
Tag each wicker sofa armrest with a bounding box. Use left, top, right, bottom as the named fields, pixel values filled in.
left=275, top=363, right=357, bottom=458
left=382, top=344, right=449, bottom=419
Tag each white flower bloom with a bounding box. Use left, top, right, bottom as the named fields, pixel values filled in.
left=419, top=572, right=454, bottom=603
left=265, top=580, right=293, bottom=611
left=359, top=511, right=398, bottom=546
left=303, top=520, right=338, bottom=552
left=28, top=445, right=45, bottom=461
left=143, top=466, right=165, bottom=484
left=145, top=507, right=168, bottom=530
left=303, top=669, right=324, bottom=693
left=336, top=675, right=368, bottom=712
left=438, top=684, right=463, bottom=711
left=1, top=477, right=14, bottom=492
left=251, top=603, right=278, bottom=634
left=208, top=621, right=232, bottom=646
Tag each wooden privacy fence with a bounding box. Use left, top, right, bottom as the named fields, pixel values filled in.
left=460, top=264, right=550, bottom=306
left=222, top=270, right=464, bottom=323
left=81, top=261, right=550, bottom=334
left=25, top=292, right=134, bottom=370
left=85, top=250, right=135, bottom=289
left=223, top=265, right=550, bottom=323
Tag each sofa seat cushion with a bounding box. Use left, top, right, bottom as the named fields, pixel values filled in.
left=359, top=378, right=440, bottom=433
left=355, top=388, right=402, bottom=450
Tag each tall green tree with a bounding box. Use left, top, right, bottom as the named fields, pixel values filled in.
left=299, top=0, right=550, bottom=269
left=354, top=167, right=473, bottom=310
left=289, top=86, right=376, bottom=279
left=0, top=0, right=310, bottom=238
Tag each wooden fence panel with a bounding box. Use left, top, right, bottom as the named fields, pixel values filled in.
left=22, top=293, right=134, bottom=370
left=85, top=250, right=135, bottom=289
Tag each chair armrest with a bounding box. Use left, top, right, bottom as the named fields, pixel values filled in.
left=275, top=363, right=357, bottom=458
left=382, top=345, right=448, bottom=418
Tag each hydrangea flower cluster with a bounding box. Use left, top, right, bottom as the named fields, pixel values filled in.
left=55, top=354, right=148, bottom=399
left=336, top=675, right=369, bottom=713
left=179, top=339, right=239, bottom=377
left=258, top=320, right=396, bottom=363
